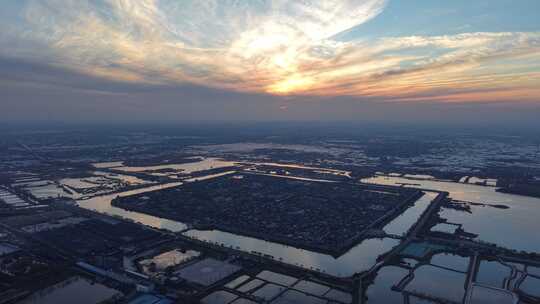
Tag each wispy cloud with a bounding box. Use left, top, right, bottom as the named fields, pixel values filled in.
left=1, top=0, right=539, bottom=103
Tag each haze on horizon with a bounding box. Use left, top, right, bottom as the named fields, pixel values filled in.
left=1, top=0, right=539, bottom=124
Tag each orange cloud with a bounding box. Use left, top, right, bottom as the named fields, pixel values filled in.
left=2, top=0, right=538, bottom=104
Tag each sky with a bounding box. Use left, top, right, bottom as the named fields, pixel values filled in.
left=1, top=0, right=539, bottom=124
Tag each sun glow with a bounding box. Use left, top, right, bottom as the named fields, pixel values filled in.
left=268, top=74, right=315, bottom=94
left=3, top=0, right=539, bottom=102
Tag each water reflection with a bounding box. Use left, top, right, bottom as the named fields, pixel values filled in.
left=17, top=276, right=121, bottom=304
left=77, top=171, right=438, bottom=277
left=184, top=229, right=399, bottom=277
left=430, top=253, right=469, bottom=272
left=78, top=182, right=187, bottom=232
left=469, top=285, right=517, bottom=304
left=180, top=178, right=436, bottom=277
left=476, top=260, right=512, bottom=288
left=363, top=176, right=540, bottom=253
left=365, top=266, right=409, bottom=304
left=382, top=192, right=438, bottom=236
left=405, top=264, right=467, bottom=303
left=77, top=169, right=540, bottom=280
left=115, top=158, right=235, bottom=174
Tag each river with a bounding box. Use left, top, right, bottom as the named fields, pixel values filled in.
left=363, top=175, right=540, bottom=253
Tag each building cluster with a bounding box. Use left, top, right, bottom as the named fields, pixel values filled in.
left=114, top=173, right=415, bottom=254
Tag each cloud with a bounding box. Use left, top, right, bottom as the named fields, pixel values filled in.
left=0, top=0, right=539, bottom=104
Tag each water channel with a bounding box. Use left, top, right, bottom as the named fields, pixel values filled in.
left=77, top=159, right=540, bottom=277
left=78, top=170, right=438, bottom=277
left=362, top=175, right=540, bottom=253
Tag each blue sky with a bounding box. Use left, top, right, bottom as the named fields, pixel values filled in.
left=342, top=1, right=540, bottom=38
